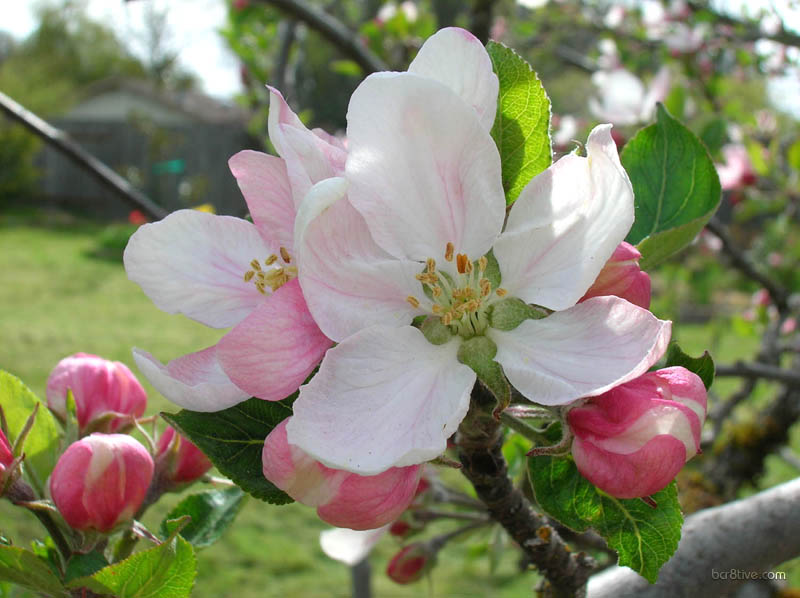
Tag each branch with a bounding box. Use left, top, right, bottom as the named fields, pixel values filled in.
left=457, top=384, right=594, bottom=598
left=0, top=91, right=167, bottom=221
left=587, top=477, right=800, bottom=597
left=254, top=0, right=388, bottom=74
left=715, top=361, right=800, bottom=386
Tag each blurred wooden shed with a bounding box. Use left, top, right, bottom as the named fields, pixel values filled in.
left=37, top=78, right=255, bottom=218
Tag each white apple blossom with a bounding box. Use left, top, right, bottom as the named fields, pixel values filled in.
left=589, top=66, right=671, bottom=126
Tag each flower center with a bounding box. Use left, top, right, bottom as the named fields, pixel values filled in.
left=408, top=242, right=507, bottom=338
left=243, top=246, right=297, bottom=294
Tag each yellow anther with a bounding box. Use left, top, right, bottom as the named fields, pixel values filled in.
left=256, top=270, right=266, bottom=279
left=244, top=270, right=255, bottom=282
left=406, top=296, right=420, bottom=308
left=432, top=304, right=443, bottom=314
left=478, top=256, right=488, bottom=272
left=496, top=288, right=508, bottom=297
left=266, top=254, right=278, bottom=266
left=279, top=247, right=291, bottom=263
left=250, top=259, right=262, bottom=271
left=465, top=299, right=480, bottom=312
left=456, top=253, right=468, bottom=274
left=445, top=242, right=455, bottom=262
left=480, top=278, right=491, bottom=297
left=432, top=286, right=443, bottom=298
left=442, top=312, right=453, bottom=325
left=426, top=258, right=436, bottom=273
left=465, top=259, right=473, bottom=274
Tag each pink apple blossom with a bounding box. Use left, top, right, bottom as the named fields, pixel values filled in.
left=155, top=426, right=212, bottom=485
left=263, top=419, right=422, bottom=530
left=285, top=28, right=671, bottom=475
left=567, top=366, right=707, bottom=498
left=124, top=89, right=341, bottom=410
left=580, top=242, right=651, bottom=309
left=589, top=66, right=671, bottom=126
left=49, top=434, right=154, bottom=532
left=46, top=353, right=147, bottom=435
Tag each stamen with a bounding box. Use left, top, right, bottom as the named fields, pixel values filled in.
left=250, top=259, right=262, bottom=271
left=432, top=304, right=443, bottom=314
left=464, top=259, right=473, bottom=274
left=478, top=256, right=488, bottom=273
left=265, top=255, right=278, bottom=266
left=441, top=312, right=453, bottom=325
left=407, top=296, right=420, bottom=308
left=279, top=247, right=291, bottom=263
left=456, top=253, right=468, bottom=274
left=496, top=288, right=508, bottom=297
left=244, top=271, right=255, bottom=282
left=432, top=286, right=443, bottom=298
left=426, top=258, right=436, bottom=273
left=480, top=278, right=491, bottom=297
left=445, top=242, right=454, bottom=262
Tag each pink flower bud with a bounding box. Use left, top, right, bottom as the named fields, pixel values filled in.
left=567, top=366, right=707, bottom=499
left=386, top=543, right=434, bottom=584
left=47, top=353, right=147, bottom=435
left=580, top=242, right=651, bottom=309
left=262, top=419, right=422, bottom=530
left=155, top=426, right=212, bottom=485
left=50, top=434, right=154, bottom=532
left=0, top=430, right=13, bottom=480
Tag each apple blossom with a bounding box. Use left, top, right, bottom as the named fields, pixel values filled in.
left=286, top=28, right=671, bottom=475
left=124, top=87, right=342, bottom=410
left=320, top=525, right=390, bottom=566
left=567, top=366, right=707, bottom=498
left=580, top=242, right=651, bottom=309
left=155, top=426, right=212, bottom=486
left=46, top=353, right=147, bottom=435
left=589, top=66, right=670, bottom=126
left=262, top=419, right=422, bottom=530
left=50, top=434, right=154, bottom=532
left=716, top=144, right=756, bottom=191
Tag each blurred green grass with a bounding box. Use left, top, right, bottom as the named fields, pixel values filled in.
left=0, top=208, right=537, bottom=598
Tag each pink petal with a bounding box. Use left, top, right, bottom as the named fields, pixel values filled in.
left=124, top=210, right=269, bottom=328
left=346, top=72, right=505, bottom=261
left=229, top=150, right=295, bottom=252
left=132, top=346, right=250, bottom=411
left=295, top=178, right=426, bottom=341
left=493, top=125, right=634, bottom=311
left=216, top=279, right=332, bottom=401
left=580, top=242, right=651, bottom=309
left=287, top=325, right=476, bottom=474
left=408, top=27, right=499, bottom=131
left=489, top=296, right=671, bottom=405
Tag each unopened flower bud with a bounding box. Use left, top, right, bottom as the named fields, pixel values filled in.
left=262, top=419, right=422, bottom=530
left=567, top=366, right=707, bottom=498
left=0, top=430, right=12, bottom=474
left=47, top=353, right=147, bottom=435
left=386, top=543, right=435, bottom=584
left=155, top=426, right=212, bottom=487
left=50, top=434, right=154, bottom=532
left=389, top=520, right=413, bottom=538
left=581, top=242, right=651, bottom=309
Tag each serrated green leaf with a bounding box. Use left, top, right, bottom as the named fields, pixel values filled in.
left=159, top=487, right=246, bottom=549
left=162, top=397, right=294, bottom=504
left=487, top=41, right=552, bottom=205
left=529, top=456, right=682, bottom=583
left=67, top=533, right=196, bottom=598
left=0, top=371, right=60, bottom=493
left=622, top=104, right=721, bottom=269
left=0, top=545, right=66, bottom=596
left=664, top=343, right=715, bottom=390
left=63, top=550, right=109, bottom=584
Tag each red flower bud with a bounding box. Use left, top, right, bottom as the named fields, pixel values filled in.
left=581, top=242, right=651, bottom=309
left=386, top=543, right=434, bottom=584
left=46, top=353, right=147, bottom=435
left=155, top=426, right=212, bottom=485
left=50, top=434, right=154, bottom=532
left=0, top=430, right=12, bottom=474
left=389, top=520, right=412, bottom=537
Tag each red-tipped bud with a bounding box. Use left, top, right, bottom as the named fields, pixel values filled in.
left=581, top=242, right=651, bottom=309
left=262, top=419, right=422, bottom=530
left=0, top=430, right=12, bottom=474
left=46, top=353, right=147, bottom=435
left=567, top=367, right=707, bottom=498
left=155, top=426, right=212, bottom=486
left=49, top=434, right=154, bottom=532
left=389, top=520, right=413, bottom=538
left=414, top=475, right=430, bottom=497
left=386, top=543, right=434, bottom=584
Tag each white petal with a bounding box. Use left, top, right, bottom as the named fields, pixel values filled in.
left=320, top=526, right=389, bottom=566
left=287, top=326, right=475, bottom=475
left=124, top=210, right=269, bottom=328
left=408, top=27, right=499, bottom=131
left=493, top=125, right=634, bottom=311
left=489, top=296, right=671, bottom=406
left=295, top=178, right=425, bottom=342
left=132, top=347, right=249, bottom=411
left=346, top=72, right=505, bottom=261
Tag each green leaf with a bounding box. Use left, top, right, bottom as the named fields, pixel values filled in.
left=64, top=550, right=109, bottom=584
left=664, top=343, right=715, bottom=390
left=0, top=545, right=66, bottom=597
left=159, top=487, right=246, bottom=549
left=529, top=456, right=683, bottom=583
left=67, top=530, right=196, bottom=598
left=0, top=371, right=60, bottom=493
left=162, top=397, right=294, bottom=504
left=622, top=104, right=721, bottom=270
left=487, top=41, right=552, bottom=205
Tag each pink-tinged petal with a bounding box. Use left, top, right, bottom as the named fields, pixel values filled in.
left=493, top=125, right=634, bottom=311
left=346, top=72, right=505, bottom=261
left=580, top=241, right=651, bottom=309
left=295, top=178, right=426, bottom=341
left=267, top=87, right=347, bottom=204
left=124, top=210, right=269, bottom=328
left=216, top=279, right=332, bottom=401
left=489, top=296, right=671, bottom=405
left=263, top=420, right=421, bottom=530
left=408, top=27, right=499, bottom=131
left=320, top=526, right=390, bottom=566
left=132, top=346, right=249, bottom=412
left=228, top=150, right=295, bottom=252
left=287, top=325, right=476, bottom=474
